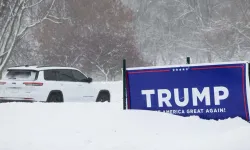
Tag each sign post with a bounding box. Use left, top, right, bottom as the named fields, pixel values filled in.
left=186, top=57, right=191, bottom=64
left=123, top=59, right=127, bottom=110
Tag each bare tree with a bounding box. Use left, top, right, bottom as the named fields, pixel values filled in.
left=80, top=32, right=145, bottom=81
left=122, top=0, right=250, bottom=65
left=0, top=0, right=66, bottom=74
left=34, top=0, right=144, bottom=81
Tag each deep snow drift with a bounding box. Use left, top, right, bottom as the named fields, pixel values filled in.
left=0, top=81, right=249, bottom=150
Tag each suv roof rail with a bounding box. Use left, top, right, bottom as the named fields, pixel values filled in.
left=36, top=65, right=60, bottom=68
left=36, top=65, right=65, bottom=68
left=12, top=64, right=35, bottom=67
left=36, top=65, right=48, bottom=68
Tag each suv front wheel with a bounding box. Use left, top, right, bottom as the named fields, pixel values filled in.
left=96, top=91, right=110, bottom=102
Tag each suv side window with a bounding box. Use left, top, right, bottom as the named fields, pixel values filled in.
left=72, top=70, right=88, bottom=82
left=57, top=69, right=75, bottom=82
left=44, top=70, right=57, bottom=81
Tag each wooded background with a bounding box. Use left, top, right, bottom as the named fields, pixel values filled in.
left=1, top=0, right=250, bottom=81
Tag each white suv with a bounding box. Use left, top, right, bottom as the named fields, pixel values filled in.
left=0, top=65, right=110, bottom=103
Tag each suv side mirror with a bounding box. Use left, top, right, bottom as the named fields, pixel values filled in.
left=86, top=77, right=92, bottom=83
left=81, top=77, right=93, bottom=83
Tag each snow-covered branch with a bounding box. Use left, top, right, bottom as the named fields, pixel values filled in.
left=24, top=0, right=44, bottom=9
left=0, top=0, right=68, bottom=72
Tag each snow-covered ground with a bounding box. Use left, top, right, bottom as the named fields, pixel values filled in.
left=0, top=81, right=249, bottom=150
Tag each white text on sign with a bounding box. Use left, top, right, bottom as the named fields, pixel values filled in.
left=141, top=86, right=229, bottom=108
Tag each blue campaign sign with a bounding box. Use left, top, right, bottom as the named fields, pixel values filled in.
left=126, top=61, right=250, bottom=122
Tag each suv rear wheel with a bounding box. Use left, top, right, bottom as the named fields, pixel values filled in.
left=47, top=92, right=63, bottom=102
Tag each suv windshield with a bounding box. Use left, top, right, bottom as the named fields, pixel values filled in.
left=4, top=70, right=38, bottom=81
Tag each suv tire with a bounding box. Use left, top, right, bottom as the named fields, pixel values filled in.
left=47, top=92, right=63, bottom=102
left=96, top=91, right=110, bottom=102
